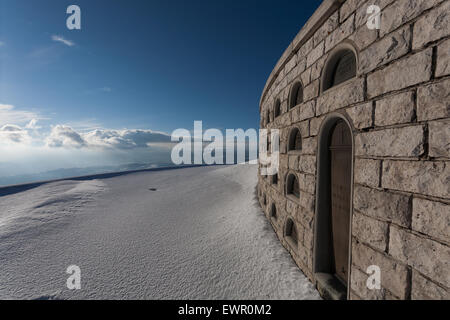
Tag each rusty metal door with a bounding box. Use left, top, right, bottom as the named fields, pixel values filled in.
left=329, top=120, right=352, bottom=285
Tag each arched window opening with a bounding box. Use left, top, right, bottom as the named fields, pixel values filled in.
left=288, top=128, right=302, bottom=152
left=285, top=218, right=298, bottom=247
left=286, top=174, right=300, bottom=198
left=272, top=174, right=278, bottom=185
left=271, top=203, right=277, bottom=220
left=274, top=99, right=281, bottom=118
left=289, top=82, right=303, bottom=109
left=323, top=49, right=356, bottom=91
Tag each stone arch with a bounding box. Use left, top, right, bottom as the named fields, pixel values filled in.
left=288, top=80, right=304, bottom=109
left=313, top=112, right=355, bottom=300
left=271, top=173, right=278, bottom=185
left=274, top=98, right=281, bottom=118
left=270, top=202, right=277, bottom=220
left=266, top=108, right=271, bottom=125
left=288, top=127, right=302, bottom=152
left=285, top=171, right=300, bottom=199
left=320, top=41, right=359, bottom=93
left=284, top=217, right=298, bottom=248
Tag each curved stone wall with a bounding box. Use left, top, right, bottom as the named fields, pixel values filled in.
left=257, top=0, right=449, bottom=300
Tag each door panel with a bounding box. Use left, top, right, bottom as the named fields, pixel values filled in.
left=329, top=121, right=352, bottom=285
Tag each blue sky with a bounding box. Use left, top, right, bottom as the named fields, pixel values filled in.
left=0, top=0, right=320, bottom=181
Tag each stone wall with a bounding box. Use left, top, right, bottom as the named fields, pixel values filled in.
left=257, top=0, right=449, bottom=300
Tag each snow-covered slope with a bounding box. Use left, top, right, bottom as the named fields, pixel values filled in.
left=0, top=165, right=320, bottom=300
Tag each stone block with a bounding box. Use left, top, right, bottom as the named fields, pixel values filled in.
left=412, top=198, right=450, bottom=243
left=413, top=1, right=450, bottom=49
left=375, top=91, right=415, bottom=126
left=429, top=120, right=450, bottom=158
left=389, top=225, right=450, bottom=287
left=354, top=158, right=380, bottom=188
left=417, top=79, right=450, bottom=121
left=352, top=212, right=389, bottom=251
left=382, top=160, right=450, bottom=198
left=367, top=49, right=432, bottom=98
left=355, top=126, right=424, bottom=157
left=354, top=185, right=412, bottom=228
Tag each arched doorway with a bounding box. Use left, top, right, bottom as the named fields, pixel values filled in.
left=329, top=120, right=352, bottom=284
left=314, top=114, right=354, bottom=300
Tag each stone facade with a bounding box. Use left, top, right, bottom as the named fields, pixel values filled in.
left=257, top=0, right=449, bottom=300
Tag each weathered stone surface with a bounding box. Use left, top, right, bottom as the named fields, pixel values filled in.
left=355, top=126, right=424, bottom=157
left=417, top=79, right=450, bottom=121
left=352, top=212, right=389, bottom=251
left=354, top=185, right=411, bottom=227
left=285, top=54, right=297, bottom=75
left=296, top=205, right=314, bottom=229
left=299, top=173, right=315, bottom=194
left=300, top=67, right=311, bottom=87
left=298, top=155, right=316, bottom=174
left=298, top=191, right=315, bottom=215
left=349, top=24, right=378, bottom=51
left=288, top=154, right=300, bottom=170
left=413, top=1, right=450, bottom=49
left=351, top=267, right=385, bottom=300
left=317, top=78, right=365, bottom=115
left=382, top=160, right=450, bottom=198
left=436, top=38, right=450, bottom=77
left=309, top=116, right=323, bottom=136
left=355, top=0, right=396, bottom=28
left=375, top=91, right=415, bottom=126
left=411, top=271, right=450, bottom=300
left=301, top=137, right=317, bottom=155
left=360, top=26, right=411, bottom=74
left=292, top=100, right=315, bottom=123
left=389, top=225, right=450, bottom=287
left=340, top=0, right=359, bottom=23
left=347, top=102, right=373, bottom=129
left=303, top=229, right=314, bottom=250
left=355, top=158, right=380, bottom=188
left=352, top=240, right=409, bottom=299
left=303, top=79, right=319, bottom=101
left=380, top=0, right=444, bottom=37
left=286, top=197, right=299, bottom=215
left=313, top=11, right=339, bottom=47
left=307, top=41, right=324, bottom=68
left=276, top=111, right=291, bottom=128
left=367, top=49, right=432, bottom=98
left=298, top=120, right=309, bottom=138
left=429, top=120, right=450, bottom=158
left=296, top=35, right=314, bottom=59
left=325, top=13, right=355, bottom=52
left=412, top=198, right=450, bottom=243
left=310, top=56, right=326, bottom=82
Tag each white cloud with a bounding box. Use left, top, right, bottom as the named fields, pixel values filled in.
left=46, top=125, right=86, bottom=148
left=44, top=126, right=172, bottom=150
left=83, top=129, right=172, bottom=149
left=0, top=41, right=5, bottom=47
left=51, top=35, right=75, bottom=47
left=0, top=124, right=32, bottom=144
left=0, top=104, right=40, bottom=126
